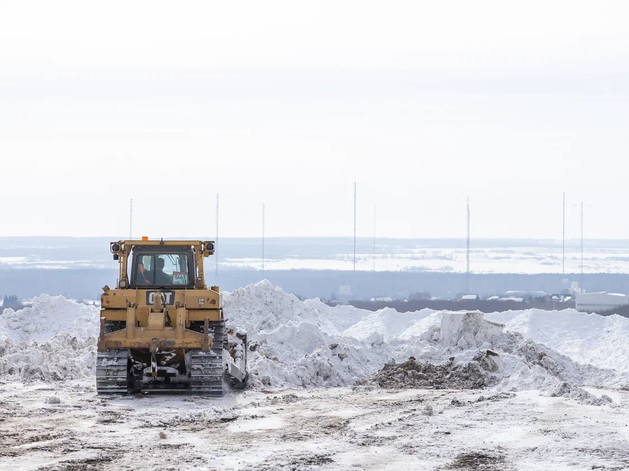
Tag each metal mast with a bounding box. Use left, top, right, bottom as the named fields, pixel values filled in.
left=215, top=194, right=219, bottom=280
left=466, top=197, right=470, bottom=294
left=562, top=192, right=565, bottom=275
left=353, top=182, right=357, bottom=272
left=581, top=201, right=584, bottom=292
left=129, top=198, right=133, bottom=240
left=373, top=205, right=376, bottom=272
left=262, top=203, right=265, bottom=274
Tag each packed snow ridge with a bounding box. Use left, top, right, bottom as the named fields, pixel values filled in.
left=1, top=281, right=627, bottom=403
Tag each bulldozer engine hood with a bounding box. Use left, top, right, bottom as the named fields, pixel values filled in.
left=101, top=287, right=222, bottom=312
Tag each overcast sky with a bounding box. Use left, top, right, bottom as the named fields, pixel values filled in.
left=1, top=1, right=628, bottom=239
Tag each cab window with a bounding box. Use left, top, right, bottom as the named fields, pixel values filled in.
left=135, top=253, right=190, bottom=287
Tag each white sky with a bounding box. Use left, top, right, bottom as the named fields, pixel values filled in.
left=0, top=1, right=628, bottom=239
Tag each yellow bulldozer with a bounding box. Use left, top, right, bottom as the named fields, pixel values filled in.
left=97, top=238, right=247, bottom=395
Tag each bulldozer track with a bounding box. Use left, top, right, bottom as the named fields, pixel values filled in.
left=189, top=320, right=225, bottom=396
left=96, top=321, right=228, bottom=395
left=96, top=349, right=129, bottom=394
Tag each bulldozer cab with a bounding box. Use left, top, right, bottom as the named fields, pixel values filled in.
left=131, top=247, right=195, bottom=289
left=110, top=239, right=214, bottom=291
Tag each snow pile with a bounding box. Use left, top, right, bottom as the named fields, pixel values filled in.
left=341, top=307, right=438, bottom=342
left=0, top=294, right=98, bottom=342
left=486, top=308, right=629, bottom=374
left=362, top=311, right=618, bottom=403
left=0, top=295, right=99, bottom=381
left=0, top=281, right=626, bottom=403
left=225, top=283, right=386, bottom=388
left=0, top=335, right=96, bottom=382
left=224, top=283, right=623, bottom=400
left=225, top=282, right=329, bottom=333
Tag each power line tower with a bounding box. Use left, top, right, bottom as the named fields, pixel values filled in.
left=466, top=197, right=470, bottom=294
left=373, top=205, right=376, bottom=272
left=581, top=202, right=584, bottom=293
left=129, top=198, right=133, bottom=240
left=353, top=182, right=357, bottom=272
left=215, top=194, right=219, bottom=281
left=262, top=203, right=266, bottom=275
left=562, top=192, right=566, bottom=275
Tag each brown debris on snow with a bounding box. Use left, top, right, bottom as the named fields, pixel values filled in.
left=372, top=355, right=497, bottom=390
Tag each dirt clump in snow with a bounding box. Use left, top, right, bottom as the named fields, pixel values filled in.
left=373, top=357, right=494, bottom=390
left=445, top=451, right=509, bottom=471
left=549, top=382, right=613, bottom=406
left=262, top=452, right=334, bottom=470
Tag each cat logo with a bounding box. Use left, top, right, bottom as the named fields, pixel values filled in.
left=146, top=291, right=175, bottom=306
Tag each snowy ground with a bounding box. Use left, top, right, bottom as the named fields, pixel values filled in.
left=1, top=281, right=629, bottom=470
left=1, top=382, right=628, bottom=470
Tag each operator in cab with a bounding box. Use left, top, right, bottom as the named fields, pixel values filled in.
left=154, top=257, right=172, bottom=285
left=137, top=255, right=153, bottom=285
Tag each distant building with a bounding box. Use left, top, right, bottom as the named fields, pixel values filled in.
left=371, top=297, right=393, bottom=302
left=1, top=295, right=22, bottom=310
left=499, top=297, right=524, bottom=303
left=337, top=285, right=354, bottom=301
left=339, top=285, right=353, bottom=296
left=575, top=292, right=629, bottom=312
left=461, top=294, right=479, bottom=301
left=485, top=295, right=524, bottom=302
left=505, top=290, right=547, bottom=299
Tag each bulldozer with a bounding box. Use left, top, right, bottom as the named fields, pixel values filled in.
left=96, top=238, right=247, bottom=395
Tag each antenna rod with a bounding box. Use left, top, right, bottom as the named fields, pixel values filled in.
left=581, top=201, right=584, bottom=293
left=262, top=203, right=265, bottom=275
left=563, top=192, right=565, bottom=275
left=215, top=194, right=219, bottom=280
left=466, top=197, right=470, bottom=294
left=373, top=205, right=376, bottom=272
left=353, top=182, right=357, bottom=272
left=129, top=198, right=133, bottom=240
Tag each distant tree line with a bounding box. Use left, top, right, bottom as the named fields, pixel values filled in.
left=2, top=295, right=21, bottom=310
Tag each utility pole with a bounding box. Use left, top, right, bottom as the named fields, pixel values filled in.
left=373, top=205, right=376, bottom=272
left=466, top=197, right=470, bottom=294
left=581, top=202, right=584, bottom=293
left=262, top=203, right=265, bottom=275
left=562, top=192, right=566, bottom=275
left=129, top=198, right=133, bottom=240
left=353, top=182, right=357, bottom=272
left=215, top=194, right=219, bottom=281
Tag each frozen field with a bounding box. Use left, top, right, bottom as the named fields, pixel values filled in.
left=2, top=237, right=629, bottom=274
left=1, top=281, right=629, bottom=470
left=224, top=246, right=629, bottom=274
